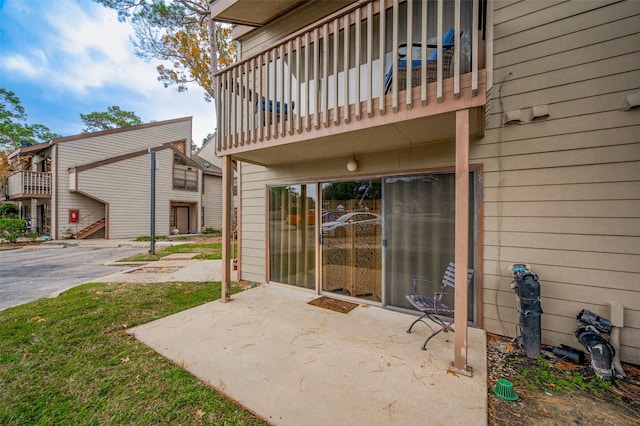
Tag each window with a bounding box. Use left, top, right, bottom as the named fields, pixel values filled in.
left=173, top=154, right=198, bottom=191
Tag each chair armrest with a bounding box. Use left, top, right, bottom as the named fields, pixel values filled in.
left=433, top=290, right=450, bottom=300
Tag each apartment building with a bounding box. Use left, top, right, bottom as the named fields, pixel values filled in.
left=212, top=0, right=640, bottom=366
left=5, top=117, right=223, bottom=240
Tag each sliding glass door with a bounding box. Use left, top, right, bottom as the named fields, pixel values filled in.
left=321, top=180, right=382, bottom=302
left=383, top=172, right=476, bottom=315
left=267, top=172, right=476, bottom=316
left=268, top=184, right=316, bottom=289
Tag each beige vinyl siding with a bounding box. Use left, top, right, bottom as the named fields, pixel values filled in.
left=76, top=149, right=201, bottom=238
left=238, top=1, right=351, bottom=59
left=203, top=175, right=223, bottom=229
left=235, top=0, right=640, bottom=364
left=54, top=118, right=195, bottom=239
left=481, top=0, right=640, bottom=363
left=196, top=141, right=222, bottom=168
left=56, top=118, right=192, bottom=167
left=77, top=154, right=152, bottom=239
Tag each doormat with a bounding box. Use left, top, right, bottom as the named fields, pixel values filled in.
left=308, top=296, right=359, bottom=314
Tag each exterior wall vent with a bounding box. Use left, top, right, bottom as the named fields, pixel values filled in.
left=503, top=109, right=523, bottom=125
left=530, top=105, right=549, bottom=121
left=623, top=93, right=640, bottom=111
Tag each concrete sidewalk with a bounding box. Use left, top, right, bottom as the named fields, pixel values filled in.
left=129, top=285, right=487, bottom=426
left=96, top=257, right=236, bottom=283
left=62, top=238, right=237, bottom=283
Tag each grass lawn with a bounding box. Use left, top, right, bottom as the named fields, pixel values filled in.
left=0, top=281, right=267, bottom=425
left=118, top=243, right=236, bottom=262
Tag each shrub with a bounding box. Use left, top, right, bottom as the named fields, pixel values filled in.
left=0, top=203, right=19, bottom=218
left=0, top=218, right=26, bottom=243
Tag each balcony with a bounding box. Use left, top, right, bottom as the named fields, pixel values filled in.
left=8, top=171, right=52, bottom=199
left=215, top=0, right=487, bottom=165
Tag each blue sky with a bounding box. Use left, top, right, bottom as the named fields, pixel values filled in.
left=0, top=0, right=215, bottom=145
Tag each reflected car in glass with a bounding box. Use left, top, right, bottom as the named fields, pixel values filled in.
left=322, top=212, right=381, bottom=238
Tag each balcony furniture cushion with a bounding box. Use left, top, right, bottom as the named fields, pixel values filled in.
left=256, top=97, right=294, bottom=115
left=427, top=28, right=456, bottom=60
left=383, top=28, right=457, bottom=94
left=255, top=97, right=295, bottom=126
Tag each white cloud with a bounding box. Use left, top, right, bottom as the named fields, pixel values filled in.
left=43, top=1, right=157, bottom=94
left=2, top=0, right=216, bottom=143
left=43, top=1, right=215, bottom=142
left=2, top=54, right=41, bottom=77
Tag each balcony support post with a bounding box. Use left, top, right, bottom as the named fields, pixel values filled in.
left=453, top=108, right=471, bottom=376
left=221, top=154, right=233, bottom=303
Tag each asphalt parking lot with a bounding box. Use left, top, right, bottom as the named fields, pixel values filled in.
left=0, top=243, right=147, bottom=311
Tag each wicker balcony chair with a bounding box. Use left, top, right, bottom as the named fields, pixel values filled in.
left=405, top=262, right=475, bottom=351
left=384, top=28, right=457, bottom=94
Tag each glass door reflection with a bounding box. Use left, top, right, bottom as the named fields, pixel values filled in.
left=321, top=179, right=382, bottom=302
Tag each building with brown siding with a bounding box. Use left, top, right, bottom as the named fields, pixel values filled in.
left=5, top=117, right=222, bottom=240
left=213, top=0, right=639, bottom=366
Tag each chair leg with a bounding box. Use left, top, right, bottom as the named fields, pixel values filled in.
left=407, top=314, right=431, bottom=334
left=421, top=324, right=455, bottom=351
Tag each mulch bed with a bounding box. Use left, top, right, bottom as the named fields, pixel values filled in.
left=487, top=333, right=640, bottom=425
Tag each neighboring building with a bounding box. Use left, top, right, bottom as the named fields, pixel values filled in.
left=197, top=134, right=238, bottom=230
left=5, top=117, right=222, bottom=240
left=212, top=0, right=640, bottom=366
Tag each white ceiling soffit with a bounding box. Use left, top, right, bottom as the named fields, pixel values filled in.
left=210, top=0, right=308, bottom=27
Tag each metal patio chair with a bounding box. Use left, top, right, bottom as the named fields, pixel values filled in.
left=406, top=262, right=475, bottom=350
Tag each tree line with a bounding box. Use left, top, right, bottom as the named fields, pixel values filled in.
left=0, top=89, right=145, bottom=152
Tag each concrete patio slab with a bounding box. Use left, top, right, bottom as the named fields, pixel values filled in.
left=128, top=285, right=487, bottom=425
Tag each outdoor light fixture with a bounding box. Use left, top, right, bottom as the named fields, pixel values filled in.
left=347, top=156, right=358, bottom=172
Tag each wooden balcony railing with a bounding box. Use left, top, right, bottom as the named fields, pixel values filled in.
left=215, top=0, right=484, bottom=157
left=8, top=171, right=52, bottom=199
